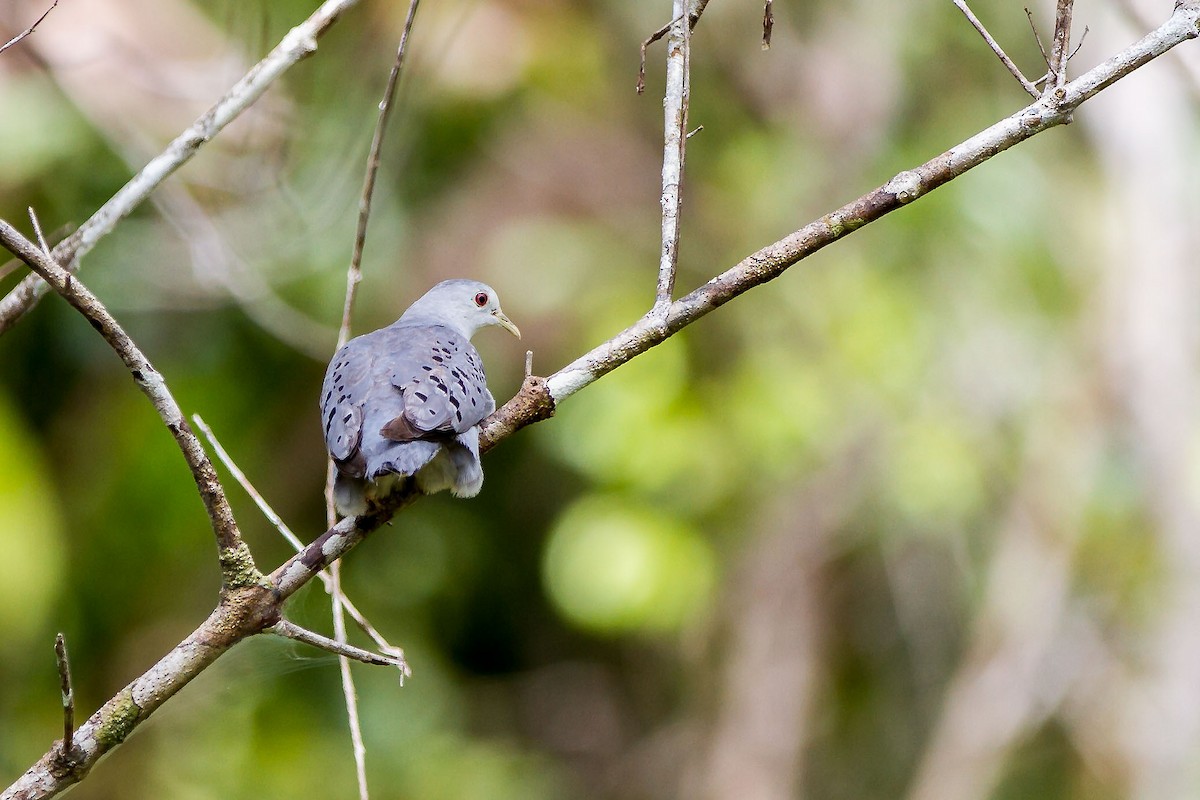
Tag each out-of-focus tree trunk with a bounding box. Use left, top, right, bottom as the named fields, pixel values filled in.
left=1088, top=4, right=1200, bottom=797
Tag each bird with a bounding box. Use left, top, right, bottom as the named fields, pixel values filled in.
left=320, top=279, right=520, bottom=516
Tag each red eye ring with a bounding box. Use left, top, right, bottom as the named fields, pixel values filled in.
left=474, top=292, right=489, bottom=307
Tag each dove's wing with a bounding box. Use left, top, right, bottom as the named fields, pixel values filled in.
left=382, top=325, right=496, bottom=440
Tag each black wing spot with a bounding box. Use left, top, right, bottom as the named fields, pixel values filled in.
left=422, top=365, right=433, bottom=372
left=414, top=391, right=428, bottom=401
left=448, top=396, right=461, bottom=408
left=343, top=414, right=352, bottom=424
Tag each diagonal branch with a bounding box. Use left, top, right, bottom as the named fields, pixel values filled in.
left=953, top=0, right=1040, bottom=98
left=0, top=0, right=58, bottom=56
left=0, top=0, right=366, bottom=336
left=270, top=621, right=409, bottom=670
left=482, top=0, right=1200, bottom=434
left=193, top=414, right=410, bottom=678
left=0, top=220, right=256, bottom=590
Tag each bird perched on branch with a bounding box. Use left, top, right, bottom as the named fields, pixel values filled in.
left=321, top=279, right=520, bottom=516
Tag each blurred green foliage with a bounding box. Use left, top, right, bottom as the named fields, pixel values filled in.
left=0, top=0, right=1188, bottom=798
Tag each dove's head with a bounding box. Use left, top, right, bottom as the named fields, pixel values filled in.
left=402, top=279, right=521, bottom=340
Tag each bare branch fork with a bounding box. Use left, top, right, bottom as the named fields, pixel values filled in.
left=636, top=0, right=710, bottom=94
left=2, top=2, right=1198, bottom=798
left=193, top=414, right=410, bottom=678
left=482, top=0, right=1200, bottom=433
left=956, top=1, right=1092, bottom=98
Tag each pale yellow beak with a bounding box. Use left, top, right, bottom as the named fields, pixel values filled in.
left=492, top=309, right=521, bottom=339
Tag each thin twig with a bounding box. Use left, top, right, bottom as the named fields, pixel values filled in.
left=653, top=0, right=692, bottom=315
left=0, top=0, right=365, bottom=336
left=525, top=350, right=534, bottom=378
left=762, top=0, right=774, bottom=50
left=329, top=5, right=422, bottom=796
left=1048, top=0, right=1076, bottom=89
left=0, top=220, right=256, bottom=589
left=1026, top=7, right=1050, bottom=67
left=192, top=415, right=303, bottom=548
left=193, top=414, right=410, bottom=679
left=339, top=0, right=422, bottom=352
left=0, top=0, right=58, bottom=56
left=332, top=567, right=369, bottom=800
left=28, top=208, right=51, bottom=256
left=270, top=621, right=409, bottom=669
left=953, top=0, right=1040, bottom=98
left=637, top=0, right=712, bottom=94
left=1068, top=26, right=1089, bottom=61
left=54, top=634, right=74, bottom=758
left=637, top=15, right=679, bottom=95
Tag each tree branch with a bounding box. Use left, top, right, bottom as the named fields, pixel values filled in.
left=328, top=5, right=422, bottom=793
left=193, top=414, right=409, bottom=678
left=53, top=635, right=74, bottom=761
left=0, top=0, right=58, bottom=56
left=339, top=0, right=422, bottom=352
left=953, top=0, right=1040, bottom=97
left=518, top=1, right=1200, bottom=412
left=637, top=0, right=710, bottom=94
left=270, top=621, right=409, bottom=670
left=5, top=3, right=1199, bottom=797
left=1048, top=0, right=1076, bottom=89
left=0, top=221, right=256, bottom=589
left=653, top=0, right=692, bottom=314
left=0, top=0, right=364, bottom=336
left=2, top=583, right=277, bottom=800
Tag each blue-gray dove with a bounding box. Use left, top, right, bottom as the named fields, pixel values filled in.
left=321, top=279, right=520, bottom=516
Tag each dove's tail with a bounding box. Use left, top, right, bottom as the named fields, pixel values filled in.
left=333, top=472, right=369, bottom=517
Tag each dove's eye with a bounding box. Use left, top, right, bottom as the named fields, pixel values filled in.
left=474, top=292, right=489, bottom=307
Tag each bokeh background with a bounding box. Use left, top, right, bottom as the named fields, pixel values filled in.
left=2, top=0, right=1200, bottom=798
